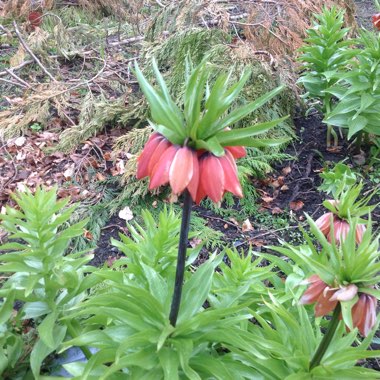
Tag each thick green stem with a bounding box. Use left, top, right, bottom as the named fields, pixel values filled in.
left=331, top=128, right=338, bottom=147
left=310, top=303, right=341, bottom=370
left=364, top=132, right=370, bottom=146
left=169, top=190, right=193, bottom=326
left=326, top=124, right=332, bottom=147
left=355, top=131, right=363, bottom=154
left=325, top=95, right=338, bottom=147
left=66, top=321, right=92, bottom=360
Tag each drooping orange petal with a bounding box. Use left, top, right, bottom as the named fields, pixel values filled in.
left=147, top=138, right=172, bottom=176
left=315, top=213, right=334, bottom=237
left=149, top=145, right=178, bottom=189
left=329, top=220, right=347, bottom=244
left=187, top=151, right=200, bottom=201
left=353, top=294, right=376, bottom=337
left=355, top=224, right=366, bottom=244
left=352, top=294, right=366, bottom=334
left=307, top=274, right=323, bottom=284
left=200, top=155, right=225, bottom=203
left=315, top=289, right=338, bottom=317
left=329, top=219, right=342, bottom=244
left=136, top=133, right=163, bottom=179
left=300, top=278, right=327, bottom=305
left=362, top=295, right=377, bottom=337
left=220, top=150, right=243, bottom=198
left=330, top=284, right=358, bottom=302
left=339, top=220, right=350, bottom=243
left=195, top=179, right=206, bottom=205
left=169, top=147, right=194, bottom=194
left=226, top=146, right=246, bottom=159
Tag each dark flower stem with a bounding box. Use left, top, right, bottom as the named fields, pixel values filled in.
left=310, top=303, right=341, bottom=370
left=169, top=190, right=193, bottom=326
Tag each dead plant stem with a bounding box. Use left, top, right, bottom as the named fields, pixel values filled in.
left=13, top=21, right=57, bottom=82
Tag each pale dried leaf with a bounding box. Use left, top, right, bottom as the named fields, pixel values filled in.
left=118, top=206, right=134, bottom=221
left=14, top=136, right=26, bottom=147
left=242, top=219, right=254, bottom=232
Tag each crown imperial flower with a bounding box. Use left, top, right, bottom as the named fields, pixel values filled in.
left=301, top=275, right=376, bottom=336
left=137, top=133, right=245, bottom=204
left=351, top=293, right=377, bottom=337
left=372, top=13, right=380, bottom=30
left=315, top=213, right=366, bottom=244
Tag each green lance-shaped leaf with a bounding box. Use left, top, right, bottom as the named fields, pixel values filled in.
left=215, top=116, right=289, bottom=146
left=134, top=61, right=186, bottom=143
left=201, top=85, right=285, bottom=139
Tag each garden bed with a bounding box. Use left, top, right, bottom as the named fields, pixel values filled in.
left=0, top=0, right=380, bottom=378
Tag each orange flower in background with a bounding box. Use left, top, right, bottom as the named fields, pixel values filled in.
left=301, top=275, right=377, bottom=337
left=351, top=293, right=377, bottom=337
left=28, top=11, right=43, bottom=30
left=372, top=13, right=380, bottom=30
left=315, top=211, right=366, bottom=244
left=137, top=133, right=245, bottom=204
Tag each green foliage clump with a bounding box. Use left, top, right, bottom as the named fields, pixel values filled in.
left=0, top=188, right=102, bottom=379
left=298, top=6, right=354, bottom=146
left=325, top=29, right=380, bottom=139
left=0, top=189, right=379, bottom=378
left=319, top=162, right=357, bottom=197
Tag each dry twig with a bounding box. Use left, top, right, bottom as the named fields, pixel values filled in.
left=13, top=21, right=57, bottom=82
left=0, top=60, right=33, bottom=78
left=0, top=77, right=27, bottom=89
left=5, top=68, right=32, bottom=89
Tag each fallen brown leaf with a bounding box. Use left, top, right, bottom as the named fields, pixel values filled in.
left=229, top=217, right=239, bottom=226
left=189, top=237, right=202, bottom=248
left=249, top=239, right=265, bottom=247
left=326, top=146, right=343, bottom=153
left=242, top=218, right=254, bottom=232
left=83, top=230, right=93, bottom=240
left=290, top=200, right=304, bottom=211
left=96, top=172, right=106, bottom=181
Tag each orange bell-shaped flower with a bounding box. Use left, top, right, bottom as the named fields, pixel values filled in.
left=351, top=294, right=377, bottom=337
left=314, top=209, right=366, bottom=245
left=136, top=133, right=245, bottom=204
